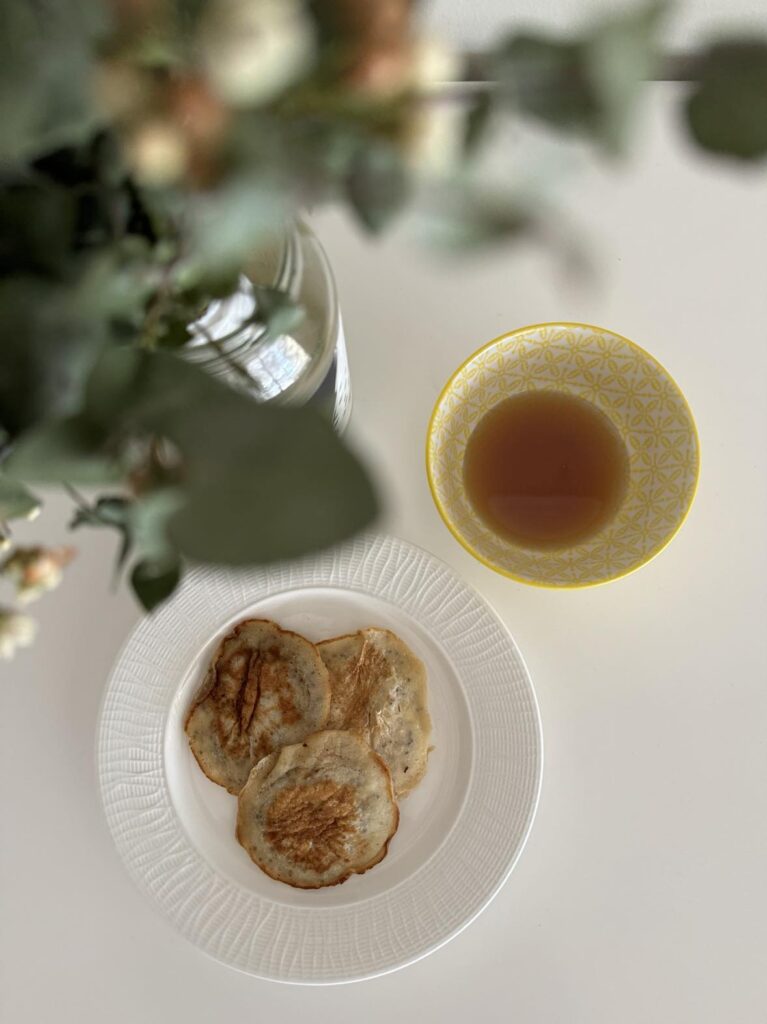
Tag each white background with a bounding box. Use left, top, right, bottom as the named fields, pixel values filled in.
left=2, top=83, right=767, bottom=1021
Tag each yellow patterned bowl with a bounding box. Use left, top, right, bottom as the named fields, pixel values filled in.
left=426, top=322, right=700, bottom=588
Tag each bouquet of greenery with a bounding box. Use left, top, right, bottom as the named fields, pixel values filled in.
left=1, top=0, right=765, bottom=657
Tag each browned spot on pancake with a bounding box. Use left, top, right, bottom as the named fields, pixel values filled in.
left=211, top=645, right=264, bottom=756
left=236, top=652, right=262, bottom=733
left=277, top=691, right=300, bottom=725
left=333, top=637, right=388, bottom=734
left=264, top=781, right=358, bottom=874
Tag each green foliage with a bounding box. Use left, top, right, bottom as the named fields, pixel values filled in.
left=182, top=179, right=291, bottom=279
left=0, top=0, right=105, bottom=163
left=70, top=494, right=134, bottom=570
left=418, top=188, right=535, bottom=252
left=70, top=495, right=131, bottom=532
left=346, top=142, right=411, bottom=233
left=685, top=42, right=767, bottom=159
left=167, top=400, right=377, bottom=564
left=1, top=0, right=766, bottom=621
left=4, top=416, right=122, bottom=485
left=81, top=348, right=377, bottom=564
left=462, top=92, right=494, bottom=157
left=127, top=489, right=186, bottom=567
left=251, top=287, right=305, bottom=341
left=0, top=253, right=152, bottom=439
left=131, top=558, right=182, bottom=612
left=69, top=489, right=185, bottom=600
left=0, top=276, right=109, bottom=437
left=0, top=181, right=77, bottom=277
left=493, top=36, right=598, bottom=133
left=491, top=1, right=666, bottom=153
left=0, top=476, right=40, bottom=522
left=16, top=349, right=377, bottom=605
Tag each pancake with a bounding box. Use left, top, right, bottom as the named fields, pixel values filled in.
left=236, top=730, right=399, bottom=888
left=185, top=618, right=330, bottom=794
left=318, top=627, right=431, bottom=797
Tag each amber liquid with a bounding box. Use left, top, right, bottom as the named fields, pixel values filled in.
left=463, top=391, right=630, bottom=550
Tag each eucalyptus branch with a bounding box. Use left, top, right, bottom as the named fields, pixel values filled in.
left=462, top=50, right=701, bottom=87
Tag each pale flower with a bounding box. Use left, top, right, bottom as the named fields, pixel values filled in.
left=125, top=119, right=189, bottom=186
left=0, top=609, right=36, bottom=660
left=408, top=39, right=459, bottom=90
left=400, top=41, right=464, bottom=176
left=201, top=0, right=315, bottom=107
left=0, top=546, right=76, bottom=605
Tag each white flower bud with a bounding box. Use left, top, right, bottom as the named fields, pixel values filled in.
left=201, top=0, right=315, bottom=107
left=1, top=546, right=75, bottom=605
left=0, top=610, right=37, bottom=660
left=401, top=41, right=464, bottom=176
left=408, top=39, right=460, bottom=91
left=126, top=120, right=189, bottom=186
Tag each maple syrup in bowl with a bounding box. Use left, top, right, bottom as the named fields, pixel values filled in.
left=463, top=391, right=630, bottom=551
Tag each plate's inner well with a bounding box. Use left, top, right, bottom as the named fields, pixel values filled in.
left=165, top=585, right=473, bottom=909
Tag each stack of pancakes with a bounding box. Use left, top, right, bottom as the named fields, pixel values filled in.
left=185, top=619, right=432, bottom=888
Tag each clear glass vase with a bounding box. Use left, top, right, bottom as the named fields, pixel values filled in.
left=185, top=220, right=351, bottom=431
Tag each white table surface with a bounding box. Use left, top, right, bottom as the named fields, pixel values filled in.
left=2, top=87, right=766, bottom=1022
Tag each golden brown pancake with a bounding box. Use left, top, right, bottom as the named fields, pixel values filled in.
left=236, top=730, right=399, bottom=888
left=185, top=619, right=330, bottom=794
left=318, top=627, right=431, bottom=797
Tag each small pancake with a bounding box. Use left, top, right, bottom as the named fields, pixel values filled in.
left=185, top=619, right=330, bottom=794
left=236, top=730, right=399, bottom=888
left=318, top=627, right=431, bottom=797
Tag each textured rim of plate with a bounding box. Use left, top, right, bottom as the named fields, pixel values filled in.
left=98, top=533, right=542, bottom=984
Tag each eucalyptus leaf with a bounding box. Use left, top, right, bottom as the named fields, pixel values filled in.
left=167, top=399, right=378, bottom=564
left=83, top=347, right=212, bottom=438
left=130, top=557, right=182, bottom=612
left=0, top=251, right=153, bottom=438
left=0, top=276, right=108, bottom=436
left=346, top=142, right=411, bottom=234
left=69, top=494, right=133, bottom=574
left=81, top=349, right=378, bottom=563
left=492, top=1, right=666, bottom=153
left=585, top=0, right=666, bottom=153
left=493, top=35, right=598, bottom=134
left=4, top=416, right=121, bottom=485
left=0, top=475, right=40, bottom=521
left=463, top=91, right=494, bottom=157
left=251, top=287, right=305, bottom=341
left=82, top=346, right=145, bottom=431
left=126, top=489, right=185, bottom=565
left=156, top=317, right=193, bottom=349
left=70, top=495, right=131, bottom=531
left=0, top=0, right=104, bottom=163
left=184, top=178, right=290, bottom=278
left=0, top=182, right=76, bottom=276
left=418, top=188, right=535, bottom=252
left=685, top=41, right=767, bottom=159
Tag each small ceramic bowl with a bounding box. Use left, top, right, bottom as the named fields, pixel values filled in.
left=426, top=322, right=700, bottom=588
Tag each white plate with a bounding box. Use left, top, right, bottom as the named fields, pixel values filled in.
left=98, top=534, right=542, bottom=984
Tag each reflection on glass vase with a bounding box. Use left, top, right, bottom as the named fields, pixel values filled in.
left=185, top=219, right=351, bottom=432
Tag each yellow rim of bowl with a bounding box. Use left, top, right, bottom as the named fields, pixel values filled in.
left=425, top=321, right=702, bottom=589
